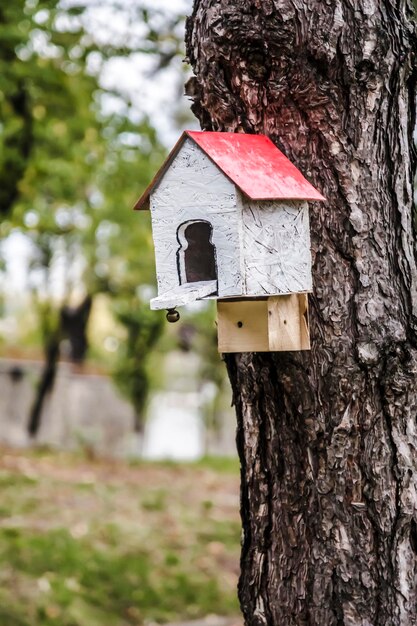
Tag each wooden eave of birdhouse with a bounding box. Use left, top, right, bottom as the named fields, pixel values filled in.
left=133, top=130, right=326, bottom=211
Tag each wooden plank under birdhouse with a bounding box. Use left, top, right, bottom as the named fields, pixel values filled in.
left=217, top=299, right=269, bottom=353
left=267, top=294, right=310, bottom=351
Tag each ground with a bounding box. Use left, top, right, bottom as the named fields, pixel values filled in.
left=0, top=448, right=241, bottom=626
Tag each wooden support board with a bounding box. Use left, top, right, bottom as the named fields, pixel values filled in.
left=268, top=294, right=310, bottom=351
left=217, top=294, right=310, bottom=353
left=217, top=299, right=269, bottom=352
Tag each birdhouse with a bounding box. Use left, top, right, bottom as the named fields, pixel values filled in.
left=134, top=131, right=325, bottom=352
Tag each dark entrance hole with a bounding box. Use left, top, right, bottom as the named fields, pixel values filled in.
left=177, top=220, right=217, bottom=284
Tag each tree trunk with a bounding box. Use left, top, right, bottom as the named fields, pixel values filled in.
left=186, top=2, right=417, bottom=624
left=28, top=329, right=60, bottom=438
left=0, top=7, right=32, bottom=216
left=61, top=295, right=92, bottom=363
left=27, top=296, right=92, bottom=437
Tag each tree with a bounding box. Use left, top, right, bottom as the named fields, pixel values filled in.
left=0, top=0, right=169, bottom=435
left=186, top=2, right=417, bottom=624
left=112, top=300, right=164, bottom=435
left=0, top=0, right=102, bottom=218
left=0, top=3, right=32, bottom=216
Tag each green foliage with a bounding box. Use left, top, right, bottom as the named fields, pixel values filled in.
left=112, top=300, right=164, bottom=429
left=129, top=455, right=240, bottom=474
left=0, top=0, right=167, bottom=300
left=192, top=455, right=240, bottom=474
left=0, top=0, right=169, bottom=422
left=0, top=1, right=98, bottom=218
left=0, top=0, right=170, bottom=291
left=141, top=488, right=168, bottom=512
left=82, top=116, right=165, bottom=297
left=176, top=303, right=230, bottom=435
left=0, top=2, right=33, bottom=215
left=0, top=0, right=225, bottom=435
left=113, top=299, right=164, bottom=430
left=36, top=298, right=61, bottom=348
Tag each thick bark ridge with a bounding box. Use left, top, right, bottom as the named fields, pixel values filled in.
left=186, top=1, right=417, bottom=624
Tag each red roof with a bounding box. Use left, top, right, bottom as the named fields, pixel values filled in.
left=134, top=131, right=325, bottom=210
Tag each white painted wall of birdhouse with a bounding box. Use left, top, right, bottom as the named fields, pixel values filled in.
left=238, top=197, right=312, bottom=296
left=150, top=139, right=243, bottom=298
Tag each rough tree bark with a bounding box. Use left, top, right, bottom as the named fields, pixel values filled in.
left=186, top=2, right=417, bottom=624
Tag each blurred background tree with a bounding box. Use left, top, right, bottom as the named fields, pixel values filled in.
left=113, top=301, right=164, bottom=436
left=0, top=0, right=195, bottom=435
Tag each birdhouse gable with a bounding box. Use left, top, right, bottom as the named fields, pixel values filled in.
left=148, top=138, right=243, bottom=308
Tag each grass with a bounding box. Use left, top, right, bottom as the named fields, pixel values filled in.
left=0, top=448, right=241, bottom=626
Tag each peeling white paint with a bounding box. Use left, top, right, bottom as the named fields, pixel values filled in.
left=150, top=139, right=242, bottom=299
left=150, top=280, right=217, bottom=310
left=240, top=196, right=312, bottom=296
